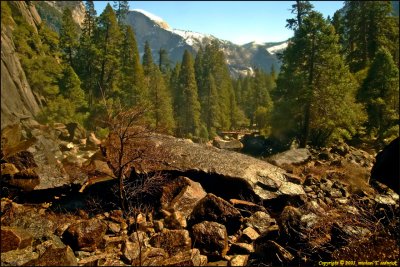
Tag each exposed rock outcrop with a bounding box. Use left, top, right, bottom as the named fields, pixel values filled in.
left=109, top=134, right=305, bottom=202
left=43, top=1, right=86, bottom=27
left=1, top=3, right=41, bottom=128
left=1, top=124, right=87, bottom=191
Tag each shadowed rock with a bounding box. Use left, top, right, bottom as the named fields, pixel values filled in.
left=62, top=218, right=107, bottom=252
left=371, top=137, right=399, bottom=193
left=191, top=221, right=228, bottom=257
left=188, top=193, right=242, bottom=235
left=1, top=226, right=33, bottom=253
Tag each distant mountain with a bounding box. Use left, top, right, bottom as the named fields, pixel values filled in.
left=124, top=10, right=288, bottom=77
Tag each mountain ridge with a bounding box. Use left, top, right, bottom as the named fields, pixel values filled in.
left=125, top=9, right=287, bottom=77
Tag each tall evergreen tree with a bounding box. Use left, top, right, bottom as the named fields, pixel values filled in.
left=286, top=1, right=314, bottom=30
left=272, top=11, right=366, bottom=147
left=343, top=1, right=398, bottom=73
left=59, top=65, right=87, bottom=109
left=142, top=41, right=154, bottom=76
left=202, top=41, right=243, bottom=129
left=176, top=50, right=201, bottom=137
left=119, top=25, right=147, bottom=107
left=158, top=48, right=171, bottom=74
left=201, top=73, right=220, bottom=137
left=148, top=65, right=175, bottom=134
left=170, top=62, right=182, bottom=128
left=94, top=4, right=122, bottom=99
left=113, top=1, right=129, bottom=25
left=331, top=10, right=345, bottom=52
left=358, top=48, right=399, bottom=143
left=59, top=8, right=79, bottom=68
left=77, top=0, right=97, bottom=107
left=194, top=47, right=205, bottom=95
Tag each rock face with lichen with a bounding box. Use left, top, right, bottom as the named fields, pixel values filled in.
left=1, top=2, right=41, bottom=128
left=114, top=134, right=305, bottom=202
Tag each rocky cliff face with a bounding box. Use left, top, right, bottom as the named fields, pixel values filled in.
left=45, top=1, right=85, bottom=27
left=1, top=2, right=41, bottom=129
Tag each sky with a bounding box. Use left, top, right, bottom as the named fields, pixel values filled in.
left=93, top=1, right=344, bottom=45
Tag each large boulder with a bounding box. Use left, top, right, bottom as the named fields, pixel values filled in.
left=188, top=193, right=243, bottom=235
left=1, top=226, right=33, bottom=253
left=149, top=229, right=191, bottom=256
left=191, top=221, right=228, bottom=257
left=102, top=134, right=305, bottom=202
left=29, top=244, right=77, bottom=266
left=62, top=218, right=107, bottom=252
left=9, top=211, right=55, bottom=240
left=267, top=148, right=311, bottom=168
left=161, top=176, right=207, bottom=219
left=0, top=247, right=38, bottom=266
left=371, top=137, right=399, bottom=193
left=213, top=137, right=243, bottom=151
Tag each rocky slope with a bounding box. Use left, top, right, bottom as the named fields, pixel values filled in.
left=1, top=121, right=399, bottom=266
left=1, top=2, right=41, bottom=129
left=124, top=9, right=288, bottom=77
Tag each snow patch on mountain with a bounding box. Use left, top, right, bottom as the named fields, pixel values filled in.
left=172, top=29, right=214, bottom=46
left=132, top=9, right=171, bottom=30
left=266, top=42, right=288, bottom=55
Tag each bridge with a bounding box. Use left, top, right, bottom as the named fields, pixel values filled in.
left=218, top=130, right=260, bottom=139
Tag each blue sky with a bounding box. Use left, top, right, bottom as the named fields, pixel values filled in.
left=93, top=1, right=344, bottom=44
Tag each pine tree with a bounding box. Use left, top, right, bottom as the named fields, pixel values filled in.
left=202, top=41, right=243, bottom=129
left=39, top=65, right=88, bottom=125
left=194, top=47, right=205, bottom=95
left=286, top=1, right=314, bottom=30
left=158, top=48, right=171, bottom=74
left=76, top=0, right=97, bottom=107
left=332, top=10, right=345, bottom=52
left=142, top=41, right=154, bottom=76
left=59, top=65, right=87, bottom=109
left=113, top=1, right=129, bottom=25
left=119, top=25, right=147, bottom=106
left=170, top=62, right=182, bottom=128
left=59, top=8, right=79, bottom=67
left=358, top=48, right=399, bottom=143
left=343, top=1, right=398, bottom=73
left=176, top=50, right=201, bottom=137
left=148, top=65, right=175, bottom=134
left=202, top=73, right=220, bottom=137
left=94, top=3, right=122, bottom=99
left=272, top=11, right=366, bottom=147
left=241, top=76, right=254, bottom=125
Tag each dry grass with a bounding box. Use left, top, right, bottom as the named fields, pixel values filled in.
left=292, top=195, right=400, bottom=263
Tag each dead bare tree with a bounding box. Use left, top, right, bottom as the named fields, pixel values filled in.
left=100, top=107, right=152, bottom=216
